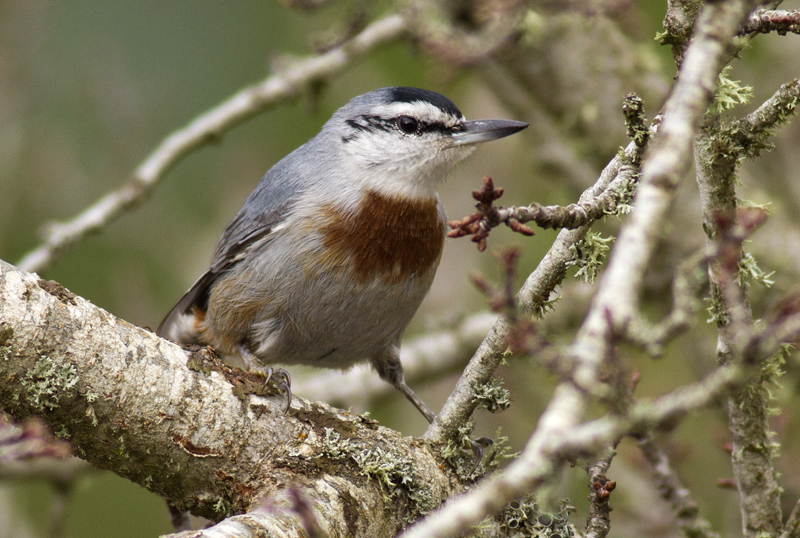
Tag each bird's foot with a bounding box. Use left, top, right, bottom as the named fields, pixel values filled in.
left=469, top=436, right=494, bottom=474
left=238, top=345, right=292, bottom=413
left=250, top=366, right=293, bottom=414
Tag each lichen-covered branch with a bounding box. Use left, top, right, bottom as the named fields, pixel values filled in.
left=16, top=14, right=407, bottom=274
left=694, top=80, right=800, bottom=538
left=0, top=259, right=458, bottom=537
left=725, top=78, right=800, bottom=159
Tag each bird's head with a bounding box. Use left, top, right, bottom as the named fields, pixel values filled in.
left=321, top=87, right=527, bottom=200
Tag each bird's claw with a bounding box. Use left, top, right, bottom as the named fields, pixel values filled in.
left=273, top=368, right=292, bottom=413
left=247, top=363, right=292, bottom=413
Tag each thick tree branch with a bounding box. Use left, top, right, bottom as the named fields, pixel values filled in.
left=16, top=14, right=407, bottom=274
left=0, top=259, right=459, bottom=537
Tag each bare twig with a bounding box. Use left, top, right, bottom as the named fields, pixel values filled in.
left=637, top=434, right=719, bottom=538
left=17, top=14, right=407, bottom=274
left=585, top=449, right=617, bottom=538
left=448, top=95, right=647, bottom=249
left=626, top=250, right=708, bottom=356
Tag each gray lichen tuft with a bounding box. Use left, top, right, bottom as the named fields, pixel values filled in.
left=21, top=355, right=79, bottom=413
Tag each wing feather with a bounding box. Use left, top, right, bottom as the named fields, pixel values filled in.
left=157, top=150, right=309, bottom=338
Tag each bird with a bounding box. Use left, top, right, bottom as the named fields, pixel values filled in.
left=158, top=86, right=527, bottom=423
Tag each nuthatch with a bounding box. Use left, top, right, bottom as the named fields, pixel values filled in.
left=158, top=87, right=527, bottom=422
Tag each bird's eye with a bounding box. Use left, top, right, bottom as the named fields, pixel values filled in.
left=396, top=116, right=419, bottom=134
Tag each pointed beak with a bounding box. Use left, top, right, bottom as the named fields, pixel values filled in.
left=450, top=119, right=528, bottom=146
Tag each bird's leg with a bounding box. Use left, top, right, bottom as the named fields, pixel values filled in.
left=371, top=350, right=436, bottom=423
left=396, top=378, right=437, bottom=424
left=238, top=344, right=292, bottom=413
left=371, top=347, right=436, bottom=422
left=371, top=349, right=492, bottom=473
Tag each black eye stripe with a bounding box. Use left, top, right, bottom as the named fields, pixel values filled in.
left=346, top=115, right=455, bottom=137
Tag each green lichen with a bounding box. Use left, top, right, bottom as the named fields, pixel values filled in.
left=443, top=428, right=519, bottom=480
left=567, top=233, right=614, bottom=284
left=483, top=428, right=519, bottom=474
left=472, top=377, right=511, bottom=414
left=605, top=174, right=638, bottom=217
left=320, top=427, right=353, bottom=459
left=762, top=343, right=791, bottom=386
left=710, top=66, right=753, bottom=115
left=214, top=498, right=232, bottom=518
left=519, top=9, right=546, bottom=47
left=352, top=447, right=413, bottom=497
left=319, top=428, right=432, bottom=517
left=705, top=285, right=729, bottom=326
left=439, top=422, right=483, bottom=481
left=22, top=356, right=79, bottom=412
left=86, top=405, right=99, bottom=427
left=532, top=296, right=560, bottom=320
left=0, top=324, right=12, bottom=361
left=737, top=252, right=774, bottom=289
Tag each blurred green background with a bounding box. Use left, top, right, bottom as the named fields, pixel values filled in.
left=3, top=1, right=800, bottom=537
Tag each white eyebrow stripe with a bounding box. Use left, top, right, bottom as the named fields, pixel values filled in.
left=374, top=101, right=465, bottom=127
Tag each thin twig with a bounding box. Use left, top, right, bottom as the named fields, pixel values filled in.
left=779, top=498, right=800, bottom=538
left=585, top=448, right=617, bottom=538
left=637, top=434, right=719, bottom=538
left=17, top=14, right=407, bottom=274
left=740, top=9, right=800, bottom=35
